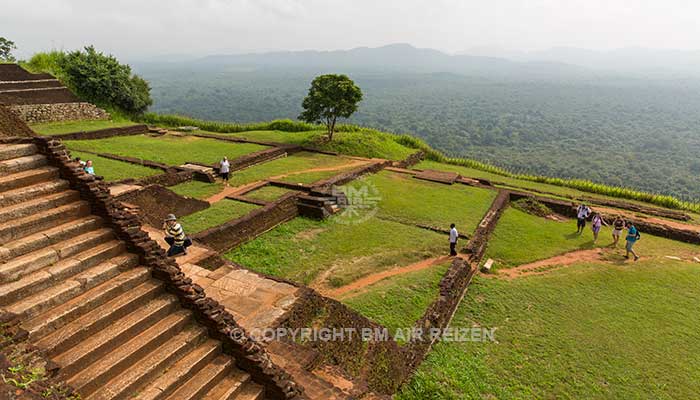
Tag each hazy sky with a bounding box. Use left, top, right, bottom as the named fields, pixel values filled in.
left=2, top=0, right=699, bottom=60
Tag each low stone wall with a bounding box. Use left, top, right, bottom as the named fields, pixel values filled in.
left=393, top=150, right=425, bottom=169
left=132, top=169, right=195, bottom=187
left=9, top=102, right=109, bottom=123
left=14, top=136, right=303, bottom=399
left=312, top=160, right=391, bottom=190
left=54, top=124, right=148, bottom=140
left=228, top=147, right=290, bottom=172
left=115, top=184, right=210, bottom=226
left=193, top=192, right=300, bottom=252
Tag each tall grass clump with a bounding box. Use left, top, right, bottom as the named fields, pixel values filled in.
left=138, top=113, right=319, bottom=133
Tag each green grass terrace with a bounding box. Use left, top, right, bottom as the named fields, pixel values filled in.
left=64, top=134, right=267, bottom=167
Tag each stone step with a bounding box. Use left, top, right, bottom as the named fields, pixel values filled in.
left=0, top=228, right=116, bottom=284
left=136, top=339, right=222, bottom=400
left=85, top=325, right=206, bottom=400
left=0, top=154, right=48, bottom=174
left=0, top=179, right=69, bottom=207
left=0, top=190, right=80, bottom=224
left=201, top=369, right=252, bottom=400
left=0, top=215, right=103, bottom=263
left=54, top=295, right=180, bottom=379
left=31, top=274, right=161, bottom=351
left=0, top=200, right=90, bottom=243
left=165, top=354, right=233, bottom=400
left=233, top=382, right=265, bottom=400
left=23, top=267, right=153, bottom=339
left=4, top=243, right=132, bottom=319
left=0, top=249, right=136, bottom=307
left=0, top=143, right=38, bottom=162
left=0, top=166, right=59, bottom=193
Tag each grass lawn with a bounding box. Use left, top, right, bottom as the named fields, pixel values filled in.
left=179, top=200, right=259, bottom=234
left=398, top=254, right=700, bottom=399
left=68, top=150, right=160, bottom=182
left=227, top=152, right=352, bottom=187
left=244, top=186, right=291, bottom=202
left=65, top=134, right=266, bottom=166
left=348, top=171, right=497, bottom=233
left=30, top=119, right=137, bottom=135
left=212, top=129, right=416, bottom=161
left=485, top=207, right=605, bottom=269
left=170, top=181, right=223, bottom=200
left=275, top=165, right=359, bottom=185
left=342, top=261, right=450, bottom=335
left=225, top=216, right=446, bottom=287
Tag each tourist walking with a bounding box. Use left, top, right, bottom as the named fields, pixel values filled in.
left=163, top=214, right=192, bottom=257
left=220, top=156, right=230, bottom=186
left=611, top=216, right=625, bottom=247
left=625, top=222, right=641, bottom=261
left=576, top=203, right=591, bottom=234
left=590, top=212, right=607, bottom=243
left=449, top=223, right=458, bottom=256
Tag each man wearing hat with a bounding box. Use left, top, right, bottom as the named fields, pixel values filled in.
left=163, top=214, right=191, bottom=256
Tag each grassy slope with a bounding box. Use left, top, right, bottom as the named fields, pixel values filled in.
left=398, top=255, right=700, bottom=399
left=225, top=216, right=445, bottom=287
left=65, top=134, right=266, bottom=166
left=68, top=150, right=160, bottom=182
left=342, top=262, right=450, bottom=334
left=349, top=171, right=496, bottom=233
left=179, top=200, right=259, bottom=234
left=31, top=119, right=137, bottom=135
left=210, top=129, right=416, bottom=161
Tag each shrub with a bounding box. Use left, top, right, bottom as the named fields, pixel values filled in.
left=24, top=47, right=152, bottom=115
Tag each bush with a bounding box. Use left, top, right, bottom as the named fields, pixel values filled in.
left=137, top=113, right=319, bottom=133
left=24, top=47, right=152, bottom=115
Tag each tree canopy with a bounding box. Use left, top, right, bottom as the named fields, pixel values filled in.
left=26, top=46, right=152, bottom=115
left=299, top=74, right=362, bottom=139
left=0, top=37, right=17, bottom=62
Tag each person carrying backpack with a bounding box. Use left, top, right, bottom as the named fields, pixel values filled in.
left=163, top=214, right=192, bottom=257
left=576, top=203, right=591, bottom=234
left=625, top=223, right=641, bottom=261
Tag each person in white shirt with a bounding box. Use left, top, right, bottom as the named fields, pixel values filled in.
left=576, top=203, right=591, bottom=234
left=219, top=157, right=230, bottom=186
left=449, top=223, right=459, bottom=256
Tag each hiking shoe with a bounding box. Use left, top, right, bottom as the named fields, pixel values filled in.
left=634, top=256, right=639, bottom=261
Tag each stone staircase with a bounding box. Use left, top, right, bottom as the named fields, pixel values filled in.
left=0, top=142, right=269, bottom=399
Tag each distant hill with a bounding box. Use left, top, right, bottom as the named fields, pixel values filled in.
left=461, top=46, right=700, bottom=77
left=177, top=44, right=592, bottom=79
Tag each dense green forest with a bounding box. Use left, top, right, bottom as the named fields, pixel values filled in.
left=134, top=64, right=700, bottom=200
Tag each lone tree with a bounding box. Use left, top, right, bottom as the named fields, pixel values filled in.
left=299, top=74, right=362, bottom=140
left=0, top=37, right=17, bottom=62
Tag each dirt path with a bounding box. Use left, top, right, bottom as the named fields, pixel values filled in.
left=594, top=206, right=699, bottom=232
left=319, top=255, right=453, bottom=299
left=205, top=159, right=369, bottom=204
left=497, top=248, right=605, bottom=280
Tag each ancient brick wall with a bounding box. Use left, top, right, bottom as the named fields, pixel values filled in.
left=15, top=135, right=304, bottom=399
left=0, top=105, right=35, bottom=137
left=8, top=102, right=109, bottom=123
left=193, top=192, right=300, bottom=252
left=52, top=124, right=148, bottom=140
left=276, top=287, right=407, bottom=394
left=115, top=184, right=210, bottom=226
left=393, top=150, right=425, bottom=169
